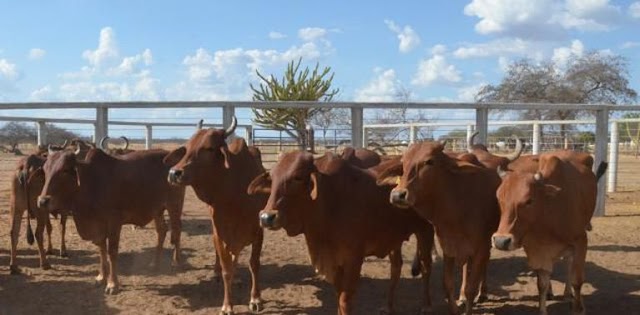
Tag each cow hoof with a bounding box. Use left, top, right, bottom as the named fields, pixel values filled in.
left=476, top=294, right=489, bottom=303
left=95, top=275, right=106, bottom=286
left=546, top=291, right=555, bottom=300
left=9, top=265, right=21, bottom=275
left=104, top=284, right=119, bottom=295
left=249, top=298, right=263, bottom=313
left=456, top=299, right=467, bottom=308
left=378, top=307, right=391, bottom=315
left=420, top=306, right=434, bottom=314
left=41, top=262, right=52, bottom=270
left=218, top=307, right=234, bottom=315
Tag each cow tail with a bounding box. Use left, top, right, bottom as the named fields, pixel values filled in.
left=23, top=174, right=35, bottom=246
left=595, top=162, right=608, bottom=181
left=410, top=247, right=421, bottom=277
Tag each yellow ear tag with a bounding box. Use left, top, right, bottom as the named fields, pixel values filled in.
left=395, top=176, right=401, bottom=185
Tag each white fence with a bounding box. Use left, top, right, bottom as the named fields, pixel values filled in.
left=1, top=101, right=639, bottom=216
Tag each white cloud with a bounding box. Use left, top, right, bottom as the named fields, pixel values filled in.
left=354, top=68, right=400, bottom=102
left=298, top=27, right=328, bottom=41
left=411, top=54, right=462, bottom=86
left=551, top=39, right=584, bottom=68
left=82, top=27, right=119, bottom=68
left=0, top=59, right=19, bottom=80
left=453, top=38, right=535, bottom=59
left=384, top=19, right=421, bottom=53
left=28, top=48, right=46, bottom=60
left=30, top=85, right=53, bottom=101
left=269, top=31, right=287, bottom=39
left=464, top=0, right=621, bottom=40
left=108, top=48, right=153, bottom=76
left=171, top=27, right=335, bottom=100
left=630, top=2, right=640, bottom=18
left=456, top=83, right=487, bottom=101
left=430, top=44, right=447, bottom=55
left=621, top=41, right=640, bottom=49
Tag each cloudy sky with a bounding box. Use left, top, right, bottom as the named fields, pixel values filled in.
left=0, top=0, right=639, bottom=136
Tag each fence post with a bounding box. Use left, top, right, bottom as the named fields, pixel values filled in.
left=532, top=122, right=541, bottom=155
left=409, top=125, right=417, bottom=144
left=36, top=121, right=47, bottom=146
left=145, top=125, right=153, bottom=150
left=95, top=106, right=108, bottom=144
left=593, top=108, right=609, bottom=217
left=306, top=125, right=315, bottom=152
left=222, top=105, right=235, bottom=137
left=351, top=106, right=364, bottom=148
left=607, top=121, right=618, bottom=193
left=466, top=124, right=474, bottom=150
left=246, top=126, right=253, bottom=146
left=475, top=107, right=488, bottom=145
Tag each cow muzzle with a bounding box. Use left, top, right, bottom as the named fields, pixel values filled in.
left=259, top=210, right=281, bottom=230
left=37, top=196, right=51, bottom=209
left=390, top=188, right=411, bottom=208
left=492, top=234, right=516, bottom=251
left=167, top=169, right=184, bottom=185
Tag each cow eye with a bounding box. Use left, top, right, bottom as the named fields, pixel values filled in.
left=422, top=159, right=433, bottom=166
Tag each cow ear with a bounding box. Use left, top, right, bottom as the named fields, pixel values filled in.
left=543, top=184, right=561, bottom=197
left=247, top=172, right=272, bottom=195
left=376, top=163, right=403, bottom=186
left=164, top=147, right=186, bottom=166
left=309, top=172, right=320, bottom=200
left=220, top=146, right=231, bottom=169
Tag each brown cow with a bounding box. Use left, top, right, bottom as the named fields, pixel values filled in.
left=37, top=148, right=185, bottom=294
left=8, top=142, right=82, bottom=274
left=339, top=147, right=381, bottom=168
left=165, top=117, right=267, bottom=314
left=377, top=141, right=501, bottom=315
left=248, top=151, right=435, bottom=315
left=492, top=152, right=607, bottom=315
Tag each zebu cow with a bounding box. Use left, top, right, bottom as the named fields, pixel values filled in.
left=37, top=148, right=185, bottom=294
left=492, top=152, right=607, bottom=315
left=249, top=151, right=435, bottom=315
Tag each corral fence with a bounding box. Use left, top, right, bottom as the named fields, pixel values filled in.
left=0, top=101, right=639, bottom=216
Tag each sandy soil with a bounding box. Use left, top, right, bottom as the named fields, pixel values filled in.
left=0, top=153, right=638, bottom=315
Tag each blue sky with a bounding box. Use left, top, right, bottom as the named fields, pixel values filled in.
left=1, top=0, right=639, bottom=138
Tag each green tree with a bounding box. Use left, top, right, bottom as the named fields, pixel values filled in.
left=490, top=126, right=528, bottom=139
left=251, top=58, right=339, bottom=149
left=477, top=52, right=637, bottom=147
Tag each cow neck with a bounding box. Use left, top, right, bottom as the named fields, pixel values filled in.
left=73, top=150, right=116, bottom=212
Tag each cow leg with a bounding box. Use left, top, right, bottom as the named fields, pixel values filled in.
left=151, top=213, right=168, bottom=269
left=9, top=207, right=25, bottom=275
left=563, top=251, right=575, bottom=301
left=59, top=214, right=68, bottom=258
left=35, top=212, right=51, bottom=270
left=248, top=229, right=264, bottom=313
left=415, top=230, right=434, bottom=314
left=95, top=239, right=108, bottom=285
left=214, top=232, right=236, bottom=315
left=463, top=249, right=489, bottom=315
left=210, top=217, right=222, bottom=282
left=457, top=262, right=469, bottom=307
left=337, top=261, right=362, bottom=315
left=443, top=256, right=460, bottom=315
left=45, top=215, right=54, bottom=255
left=536, top=269, right=551, bottom=315
left=105, top=225, right=122, bottom=295
left=380, top=246, right=402, bottom=315
left=168, top=202, right=183, bottom=267
left=570, top=241, right=587, bottom=315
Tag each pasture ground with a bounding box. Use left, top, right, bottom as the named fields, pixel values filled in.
left=0, top=152, right=638, bottom=315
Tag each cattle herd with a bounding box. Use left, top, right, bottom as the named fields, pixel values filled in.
left=5, top=117, right=607, bottom=315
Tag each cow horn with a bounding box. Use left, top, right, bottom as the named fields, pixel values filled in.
left=196, top=119, right=203, bottom=130
left=99, top=136, right=110, bottom=151
left=48, top=144, right=55, bottom=156
left=223, top=116, right=237, bottom=138
left=534, top=172, right=543, bottom=182
left=497, top=165, right=508, bottom=178
left=439, top=139, right=447, bottom=147
left=120, top=136, right=129, bottom=150
left=61, top=139, right=69, bottom=149
left=74, top=145, right=81, bottom=155
left=506, top=136, right=524, bottom=162
left=467, top=131, right=479, bottom=153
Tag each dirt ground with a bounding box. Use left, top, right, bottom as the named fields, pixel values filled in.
left=0, top=152, right=639, bottom=315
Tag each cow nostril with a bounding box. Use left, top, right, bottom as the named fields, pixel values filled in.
left=168, top=169, right=183, bottom=183
left=493, top=236, right=512, bottom=250
left=38, top=197, right=50, bottom=208
left=391, top=189, right=409, bottom=203
left=259, top=212, right=277, bottom=227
